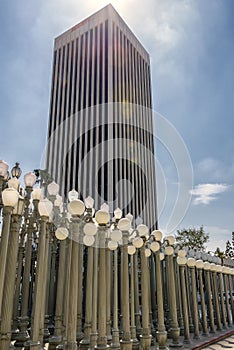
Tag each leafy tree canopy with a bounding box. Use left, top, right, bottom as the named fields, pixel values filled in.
left=175, top=226, right=209, bottom=251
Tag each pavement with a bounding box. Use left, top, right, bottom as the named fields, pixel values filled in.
left=179, top=328, right=234, bottom=350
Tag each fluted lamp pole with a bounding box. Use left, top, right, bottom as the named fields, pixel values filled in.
left=0, top=160, right=9, bottom=214
left=26, top=197, right=53, bottom=349
left=64, top=198, right=85, bottom=350
left=0, top=187, right=19, bottom=317
left=118, top=217, right=133, bottom=350
left=95, top=208, right=111, bottom=350
left=0, top=192, right=24, bottom=350
left=186, top=258, right=200, bottom=339
left=151, top=230, right=168, bottom=349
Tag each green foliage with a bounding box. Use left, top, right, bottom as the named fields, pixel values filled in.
left=175, top=226, right=209, bottom=251
left=225, top=240, right=234, bottom=258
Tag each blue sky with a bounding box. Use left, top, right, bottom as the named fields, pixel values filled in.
left=0, top=0, right=233, bottom=251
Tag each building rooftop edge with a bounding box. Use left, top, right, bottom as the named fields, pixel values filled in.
left=54, top=3, right=150, bottom=59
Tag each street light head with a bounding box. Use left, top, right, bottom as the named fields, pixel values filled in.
left=12, top=195, right=24, bottom=215
left=164, top=235, right=175, bottom=246
left=11, top=162, right=22, bottom=179
left=100, top=203, right=109, bottom=212
left=108, top=240, right=118, bottom=250
left=150, top=241, right=160, bottom=252
left=203, top=261, right=211, bottom=270
left=38, top=198, right=53, bottom=217
left=47, top=181, right=59, bottom=196
left=132, top=237, right=143, bottom=248
left=83, top=234, right=95, bottom=247
left=177, top=249, right=187, bottom=258
left=55, top=227, right=69, bottom=240
left=114, top=207, right=122, bottom=220
left=125, top=212, right=133, bottom=222
left=165, top=246, right=174, bottom=256
left=128, top=245, right=136, bottom=255
left=24, top=172, right=37, bottom=187
left=145, top=248, right=151, bottom=257
left=54, top=194, right=63, bottom=207
left=0, top=160, right=9, bottom=177
left=32, top=187, right=42, bottom=201
left=118, top=218, right=131, bottom=231
left=8, top=177, right=20, bottom=190
left=95, top=209, right=110, bottom=225
left=83, top=222, right=97, bottom=236
left=195, top=260, right=204, bottom=269
left=68, top=199, right=85, bottom=216
left=152, top=230, right=163, bottom=242
left=111, top=228, right=122, bottom=242
left=186, top=257, right=196, bottom=267
left=2, top=187, right=19, bottom=207
left=84, top=196, right=94, bottom=209
left=137, top=224, right=148, bottom=237
left=68, top=189, right=79, bottom=202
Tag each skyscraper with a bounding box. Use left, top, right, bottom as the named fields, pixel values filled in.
left=46, top=4, right=158, bottom=229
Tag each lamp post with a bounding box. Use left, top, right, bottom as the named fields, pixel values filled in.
left=65, top=198, right=85, bottom=350
left=80, top=201, right=97, bottom=350
left=0, top=194, right=24, bottom=350
left=195, top=260, right=208, bottom=336
left=0, top=187, right=19, bottom=317
left=137, top=224, right=152, bottom=350
left=222, top=267, right=232, bottom=327
left=94, top=208, right=110, bottom=350
left=151, top=230, right=168, bottom=349
left=119, top=218, right=133, bottom=350
left=26, top=198, right=53, bottom=349
left=0, top=160, right=9, bottom=213
left=164, top=240, right=181, bottom=348
left=186, top=258, right=200, bottom=339
left=176, top=254, right=190, bottom=344
left=210, top=263, right=222, bottom=331
left=15, top=186, right=41, bottom=347
left=203, top=262, right=215, bottom=333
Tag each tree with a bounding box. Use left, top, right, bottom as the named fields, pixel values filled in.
left=214, top=247, right=225, bottom=265
left=225, top=240, right=234, bottom=258
left=175, top=226, right=209, bottom=251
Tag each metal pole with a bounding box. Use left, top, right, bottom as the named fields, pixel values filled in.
left=95, top=227, right=109, bottom=350
left=120, top=230, right=132, bottom=350
left=155, top=250, right=168, bottom=349
left=139, top=247, right=152, bottom=350
left=0, top=206, right=13, bottom=316
left=0, top=213, right=21, bottom=350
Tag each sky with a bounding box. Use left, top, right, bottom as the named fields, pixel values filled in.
left=0, top=0, right=233, bottom=252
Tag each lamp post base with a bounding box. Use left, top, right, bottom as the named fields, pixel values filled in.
left=120, top=339, right=133, bottom=350
left=156, top=330, right=169, bottom=350
left=140, top=335, right=151, bottom=350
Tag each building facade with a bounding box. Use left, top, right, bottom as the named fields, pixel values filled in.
left=46, top=4, right=158, bottom=229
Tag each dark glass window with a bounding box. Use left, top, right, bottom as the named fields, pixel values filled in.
left=93, top=26, right=98, bottom=106
left=88, top=29, right=93, bottom=108
left=104, top=20, right=108, bottom=103
left=73, top=38, right=79, bottom=114
left=99, top=23, right=103, bottom=104
left=68, top=41, right=74, bottom=117
left=83, top=31, right=88, bottom=109
left=78, top=35, right=84, bottom=112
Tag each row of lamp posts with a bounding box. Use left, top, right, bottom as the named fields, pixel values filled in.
left=0, top=159, right=234, bottom=350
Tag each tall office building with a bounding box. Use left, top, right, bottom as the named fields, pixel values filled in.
left=46, top=4, right=158, bottom=229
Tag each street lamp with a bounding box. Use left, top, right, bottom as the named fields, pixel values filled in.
left=94, top=208, right=110, bottom=350
left=26, top=197, right=53, bottom=350
left=0, top=187, right=19, bottom=317
left=0, top=193, right=24, bottom=350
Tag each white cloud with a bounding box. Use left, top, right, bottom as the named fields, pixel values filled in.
left=204, top=226, right=231, bottom=252
left=195, top=157, right=234, bottom=182
left=190, top=183, right=230, bottom=205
